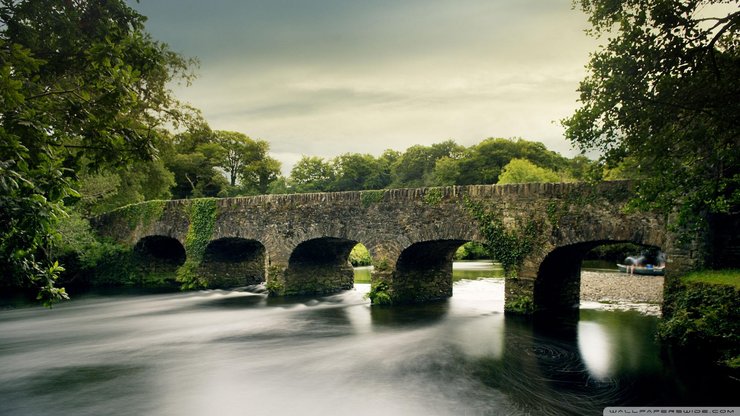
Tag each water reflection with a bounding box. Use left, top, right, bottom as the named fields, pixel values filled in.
left=352, top=260, right=504, bottom=284
left=370, top=300, right=450, bottom=327
left=578, top=321, right=614, bottom=380
left=0, top=262, right=736, bottom=416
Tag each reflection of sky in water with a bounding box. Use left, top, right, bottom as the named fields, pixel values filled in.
left=451, top=313, right=505, bottom=359
left=578, top=321, right=614, bottom=380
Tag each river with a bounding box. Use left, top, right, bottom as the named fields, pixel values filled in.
left=0, top=262, right=736, bottom=416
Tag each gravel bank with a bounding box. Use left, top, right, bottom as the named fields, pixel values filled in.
left=580, top=271, right=663, bottom=304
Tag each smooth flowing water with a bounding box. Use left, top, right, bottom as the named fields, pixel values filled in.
left=0, top=263, right=735, bottom=416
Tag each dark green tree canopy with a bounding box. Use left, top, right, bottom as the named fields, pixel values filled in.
left=564, top=0, right=739, bottom=224
left=289, top=156, right=336, bottom=193
left=390, top=140, right=464, bottom=187
left=0, top=0, right=195, bottom=303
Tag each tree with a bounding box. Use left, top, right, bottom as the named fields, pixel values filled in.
left=376, top=149, right=400, bottom=189
left=566, top=155, right=601, bottom=182
left=213, top=131, right=262, bottom=187
left=564, top=0, right=740, bottom=227
left=450, top=138, right=568, bottom=185
left=497, top=159, right=561, bottom=184
left=76, top=159, right=175, bottom=216
left=241, top=155, right=281, bottom=195
left=432, top=156, right=462, bottom=186
left=167, top=149, right=226, bottom=198
left=391, top=140, right=464, bottom=187
left=331, top=153, right=384, bottom=191
left=0, top=0, right=195, bottom=303
left=289, top=156, right=335, bottom=193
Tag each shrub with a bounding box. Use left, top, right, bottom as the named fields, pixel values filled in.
left=365, top=280, right=392, bottom=305
left=658, top=273, right=740, bottom=368
left=349, top=243, right=372, bottom=267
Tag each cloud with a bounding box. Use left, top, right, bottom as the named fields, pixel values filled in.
left=132, top=0, right=597, bottom=173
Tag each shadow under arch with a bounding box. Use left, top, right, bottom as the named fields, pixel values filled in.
left=199, top=237, right=266, bottom=288
left=132, top=235, right=186, bottom=284
left=283, top=237, right=359, bottom=295
left=533, top=240, right=662, bottom=313
left=391, top=239, right=469, bottom=304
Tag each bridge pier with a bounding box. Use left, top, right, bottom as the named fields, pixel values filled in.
left=280, top=263, right=354, bottom=296
left=371, top=240, right=464, bottom=304
left=132, top=236, right=186, bottom=285
left=198, top=238, right=266, bottom=288
left=269, top=237, right=356, bottom=296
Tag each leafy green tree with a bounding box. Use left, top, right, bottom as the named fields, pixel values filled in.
left=169, top=130, right=282, bottom=196
left=267, top=176, right=290, bottom=194
left=0, top=0, right=195, bottom=303
left=289, top=156, right=335, bottom=193
left=76, top=159, right=174, bottom=215
left=163, top=127, right=238, bottom=199
left=332, top=153, right=385, bottom=191
left=564, top=0, right=739, bottom=226
left=603, top=157, right=643, bottom=181
left=213, top=131, right=268, bottom=187
left=376, top=149, right=400, bottom=189
left=391, top=140, right=464, bottom=187
left=566, top=155, right=601, bottom=182
left=451, top=138, right=568, bottom=185
left=167, top=150, right=227, bottom=198
left=432, top=156, right=462, bottom=186
left=497, top=159, right=561, bottom=184
left=241, top=155, right=281, bottom=195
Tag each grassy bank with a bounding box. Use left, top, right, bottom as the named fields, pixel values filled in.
left=682, top=269, right=740, bottom=289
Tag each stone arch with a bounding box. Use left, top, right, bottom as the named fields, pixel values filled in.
left=533, top=239, right=663, bottom=313
left=133, top=235, right=186, bottom=281
left=198, top=237, right=266, bottom=288
left=282, top=237, right=359, bottom=295
left=389, top=239, right=470, bottom=304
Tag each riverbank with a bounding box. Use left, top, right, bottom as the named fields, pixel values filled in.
left=580, top=271, right=663, bottom=304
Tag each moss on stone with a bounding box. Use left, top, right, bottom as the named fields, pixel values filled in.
left=119, top=200, right=166, bottom=230
left=265, top=278, right=285, bottom=296
left=463, top=197, right=545, bottom=277
left=504, top=294, right=535, bottom=314
left=423, top=188, right=443, bottom=205
left=360, top=190, right=385, bottom=207
left=176, top=198, right=218, bottom=289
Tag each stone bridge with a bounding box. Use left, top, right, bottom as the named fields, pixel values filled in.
left=93, top=181, right=701, bottom=314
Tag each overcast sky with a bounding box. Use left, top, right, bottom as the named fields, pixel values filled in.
left=130, top=0, right=598, bottom=173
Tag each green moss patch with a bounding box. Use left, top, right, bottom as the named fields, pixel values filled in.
left=176, top=198, right=218, bottom=289
left=464, top=197, right=545, bottom=277
left=118, top=200, right=166, bottom=230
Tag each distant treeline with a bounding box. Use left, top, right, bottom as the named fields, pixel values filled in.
left=78, top=134, right=612, bottom=217
left=279, top=138, right=600, bottom=194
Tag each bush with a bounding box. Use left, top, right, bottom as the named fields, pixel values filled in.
left=454, top=242, right=490, bottom=260
left=365, top=280, right=392, bottom=305
left=504, top=295, right=535, bottom=314
left=658, top=273, right=740, bottom=368
left=349, top=243, right=372, bottom=267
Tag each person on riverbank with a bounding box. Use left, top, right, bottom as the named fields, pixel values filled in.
left=624, top=255, right=645, bottom=275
